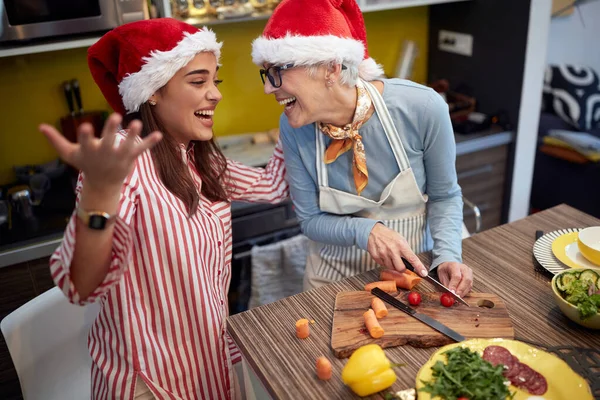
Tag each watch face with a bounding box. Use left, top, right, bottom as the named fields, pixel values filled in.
left=89, top=214, right=108, bottom=230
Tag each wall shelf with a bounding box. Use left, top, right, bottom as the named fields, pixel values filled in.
left=0, top=36, right=101, bottom=59
left=0, top=0, right=470, bottom=59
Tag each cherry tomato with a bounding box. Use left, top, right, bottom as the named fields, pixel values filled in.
left=408, top=292, right=421, bottom=306
left=457, top=397, right=469, bottom=400
left=440, top=293, right=455, bottom=307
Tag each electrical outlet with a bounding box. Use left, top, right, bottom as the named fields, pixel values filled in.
left=438, top=30, right=473, bottom=57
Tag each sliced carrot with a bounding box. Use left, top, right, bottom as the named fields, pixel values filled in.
left=363, top=309, right=385, bottom=338
left=296, top=318, right=310, bottom=339
left=371, top=297, right=388, bottom=319
left=364, top=280, right=397, bottom=293
left=404, top=269, right=418, bottom=277
left=380, top=269, right=422, bottom=290
left=315, top=356, right=332, bottom=380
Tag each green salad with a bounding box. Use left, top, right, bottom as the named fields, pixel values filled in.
left=419, top=347, right=514, bottom=400
left=555, top=269, right=600, bottom=320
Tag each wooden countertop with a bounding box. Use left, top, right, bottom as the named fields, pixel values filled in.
left=226, top=204, right=600, bottom=399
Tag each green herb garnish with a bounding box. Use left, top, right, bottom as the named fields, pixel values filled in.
left=419, top=347, right=515, bottom=400
left=562, top=278, right=600, bottom=320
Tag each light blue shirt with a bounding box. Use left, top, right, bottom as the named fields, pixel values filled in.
left=279, top=78, right=463, bottom=269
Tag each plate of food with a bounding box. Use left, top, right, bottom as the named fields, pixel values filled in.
left=533, top=228, right=580, bottom=275
left=415, top=338, right=592, bottom=400
left=552, top=267, right=600, bottom=329
left=551, top=232, right=599, bottom=269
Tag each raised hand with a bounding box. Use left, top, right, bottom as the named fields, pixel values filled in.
left=39, top=113, right=162, bottom=193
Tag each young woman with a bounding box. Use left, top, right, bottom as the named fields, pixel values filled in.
left=40, top=18, right=288, bottom=399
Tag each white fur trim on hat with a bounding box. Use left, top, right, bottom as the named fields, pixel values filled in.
left=251, top=33, right=364, bottom=68
left=358, top=57, right=385, bottom=81
left=119, top=28, right=222, bottom=114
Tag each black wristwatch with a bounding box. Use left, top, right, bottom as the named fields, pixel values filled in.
left=76, top=208, right=115, bottom=230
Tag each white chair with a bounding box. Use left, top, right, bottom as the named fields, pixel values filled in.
left=0, top=286, right=100, bottom=400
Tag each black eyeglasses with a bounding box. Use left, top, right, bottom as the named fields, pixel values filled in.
left=259, top=63, right=349, bottom=88
left=259, top=63, right=295, bottom=88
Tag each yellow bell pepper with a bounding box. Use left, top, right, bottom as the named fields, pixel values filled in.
left=341, top=344, right=399, bottom=397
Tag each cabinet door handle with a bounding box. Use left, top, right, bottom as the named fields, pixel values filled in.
left=457, top=164, right=494, bottom=180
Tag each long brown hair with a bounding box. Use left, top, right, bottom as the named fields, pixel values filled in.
left=126, top=103, right=230, bottom=217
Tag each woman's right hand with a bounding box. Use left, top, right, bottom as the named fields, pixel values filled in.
left=367, top=222, right=429, bottom=277
left=39, top=113, right=162, bottom=193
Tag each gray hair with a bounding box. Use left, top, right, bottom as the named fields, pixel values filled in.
left=306, top=62, right=359, bottom=87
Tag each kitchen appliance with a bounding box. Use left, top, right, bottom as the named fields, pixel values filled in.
left=0, top=0, right=147, bottom=44
left=330, top=290, right=514, bottom=358
left=228, top=199, right=300, bottom=315
left=402, top=257, right=469, bottom=306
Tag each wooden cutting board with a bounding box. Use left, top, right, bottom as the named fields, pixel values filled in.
left=331, top=291, right=514, bottom=358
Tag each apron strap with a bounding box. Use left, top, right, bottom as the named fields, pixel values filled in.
left=363, top=80, right=411, bottom=172
left=315, top=125, right=329, bottom=187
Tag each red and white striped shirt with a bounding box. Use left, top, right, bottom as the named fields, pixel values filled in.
left=50, top=133, right=288, bottom=399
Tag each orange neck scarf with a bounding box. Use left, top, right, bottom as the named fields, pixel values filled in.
left=317, top=80, right=372, bottom=196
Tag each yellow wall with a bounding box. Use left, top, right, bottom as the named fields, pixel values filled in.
left=0, top=7, right=428, bottom=185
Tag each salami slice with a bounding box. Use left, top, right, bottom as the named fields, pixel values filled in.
left=503, top=355, right=522, bottom=380
left=513, top=363, right=536, bottom=387
left=481, top=345, right=548, bottom=396
left=525, top=371, right=548, bottom=395
left=482, top=346, right=516, bottom=370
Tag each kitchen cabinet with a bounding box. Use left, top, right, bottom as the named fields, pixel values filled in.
left=458, top=145, right=509, bottom=233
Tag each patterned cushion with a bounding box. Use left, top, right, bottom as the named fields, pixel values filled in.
left=542, top=65, right=600, bottom=131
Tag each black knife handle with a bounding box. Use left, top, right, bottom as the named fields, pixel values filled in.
left=371, top=288, right=416, bottom=315
left=401, top=257, right=415, bottom=273
left=63, top=81, right=75, bottom=116
left=71, top=79, right=83, bottom=115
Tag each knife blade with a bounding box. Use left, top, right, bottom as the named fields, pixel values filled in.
left=371, top=287, right=465, bottom=343
left=63, top=81, right=75, bottom=117
left=401, top=257, right=470, bottom=307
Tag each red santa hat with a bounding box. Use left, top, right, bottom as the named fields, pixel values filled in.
left=251, top=0, right=384, bottom=82
left=88, top=18, right=222, bottom=116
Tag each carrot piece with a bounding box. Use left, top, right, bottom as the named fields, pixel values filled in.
left=380, top=269, right=422, bottom=290
left=315, top=356, right=332, bottom=380
left=296, top=318, right=310, bottom=339
left=364, top=280, right=397, bottom=293
left=404, top=269, right=418, bottom=277
left=363, top=309, right=385, bottom=338
left=371, top=297, right=388, bottom=319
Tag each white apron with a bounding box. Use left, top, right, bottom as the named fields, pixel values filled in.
left=304, top=80, right=429, bottom=290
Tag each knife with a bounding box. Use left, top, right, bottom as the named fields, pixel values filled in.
left=402, top=257, right=470, bottom=307
left=71, top=79, right=84, bottom=116
left=63, top=81, right=75, bottom=117
left=371, top=287, right=465, bottom=343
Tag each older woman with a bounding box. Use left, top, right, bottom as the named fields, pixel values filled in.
left=251, top=0, right=473, bottom=296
